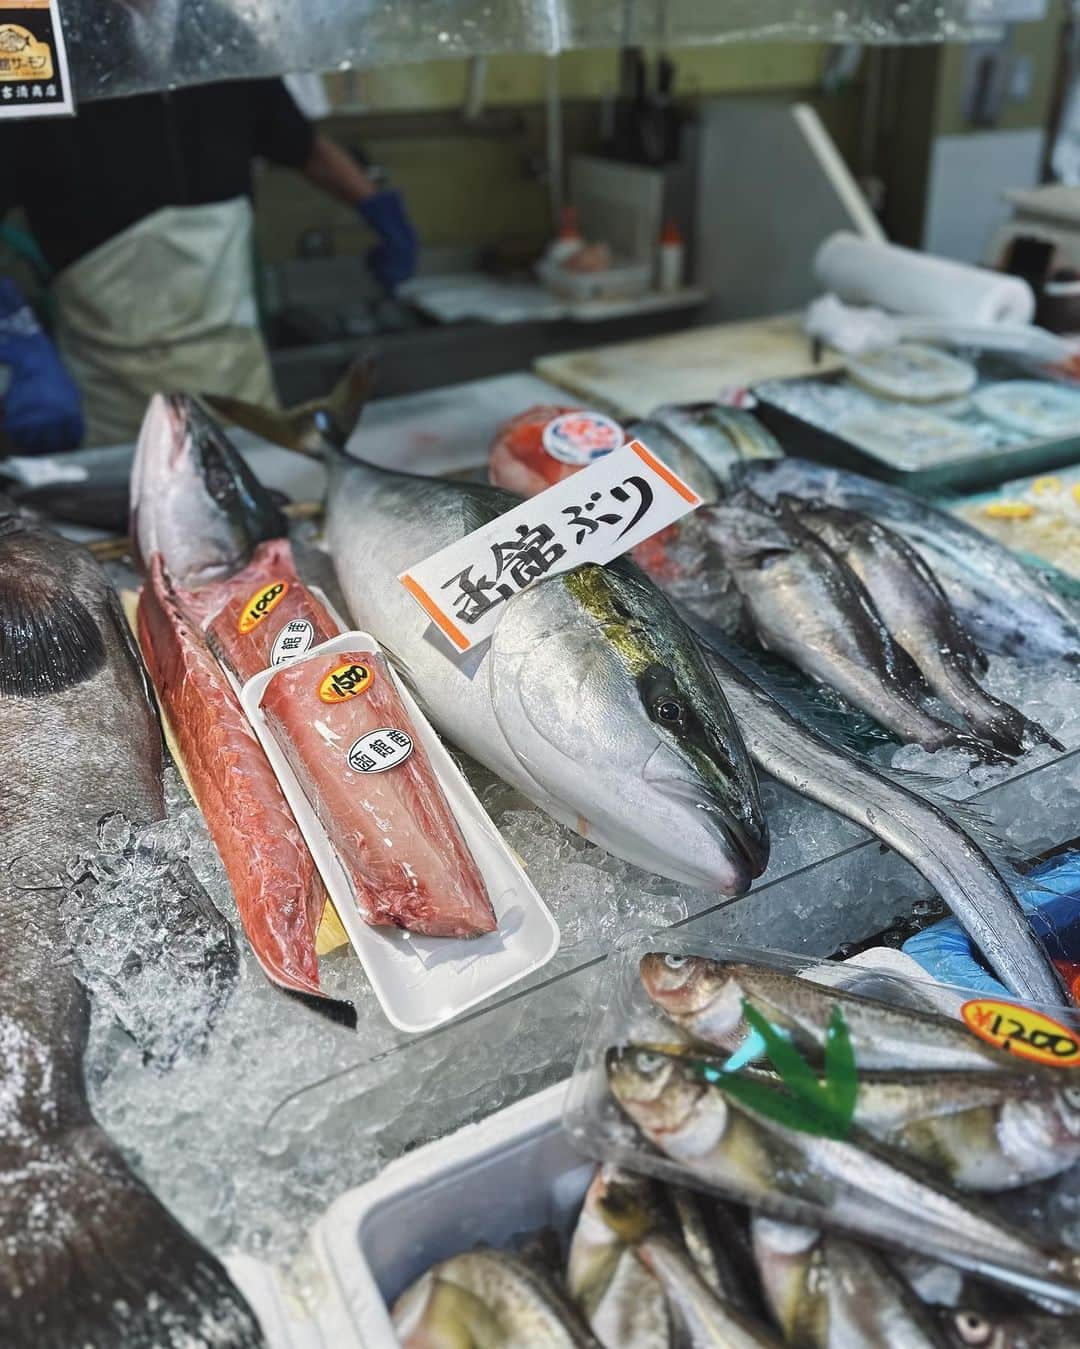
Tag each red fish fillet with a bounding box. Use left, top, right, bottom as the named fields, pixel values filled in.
left=259, top=650, right=496, bottom=938
left=196, top=538, right=339, bottom=685
left=137, top=554, right=355, bottom=1025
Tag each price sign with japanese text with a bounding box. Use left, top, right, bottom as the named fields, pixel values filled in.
left=399, top=439, right=701, bottom=653
left=0, top=0, right=73, bottom=118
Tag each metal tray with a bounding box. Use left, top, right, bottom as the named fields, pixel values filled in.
left=752, top=355, right=1080, bottom=496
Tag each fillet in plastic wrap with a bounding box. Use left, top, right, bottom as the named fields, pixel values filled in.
left=137, top=554, right=355, bottom=1024
left=260, top=649, right=496, bottom=938
left=199, top=537, right=339, bottom=684
left=488, top=404, right=598, bottom=497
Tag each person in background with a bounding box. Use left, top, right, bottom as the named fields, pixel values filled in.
left=0, top=73, right=417, bottom=448
left=0, top=278, right=83, bottom=456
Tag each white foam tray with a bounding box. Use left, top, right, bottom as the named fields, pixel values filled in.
left=311, top=1081, right=584, bottom=1347
left=240, top=631, right=559, bottom=1033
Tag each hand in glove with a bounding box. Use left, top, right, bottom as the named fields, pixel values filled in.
left=0, top=279, right=83, bottom=456
left=358, top=189, right=417, bottom=293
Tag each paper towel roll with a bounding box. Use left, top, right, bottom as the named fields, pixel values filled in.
left=814, top=231, right=1035, bottom=326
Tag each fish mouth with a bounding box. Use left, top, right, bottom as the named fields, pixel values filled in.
left=644, top=743, right=769, bottom=893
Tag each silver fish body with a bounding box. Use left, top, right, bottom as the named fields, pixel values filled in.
left=323, top=453, right=768, bottom=893
left=785, top=499, right=1058, bottom=757
left=0, top=506, right=260, bottom=1344
left=706, top=494, right=1006, bottom=761
left=393, top=1248, right=598, bottom=1347
left=741, top=457, right=1080, bottom=664
left=607, top=1048, right=1080, bottom=1311
left=690, top=651, right=1065, bottom=1002
left=636, top=1234, right=783, bottom=1348
left=752, top=1219, right=949, bottom=1348
left=639, top=954, right=1061, bottom=1072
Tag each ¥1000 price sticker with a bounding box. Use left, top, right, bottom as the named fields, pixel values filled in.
left=398, top=439, right=701, bottom=653
left=347, top=728, right=414, bottom=774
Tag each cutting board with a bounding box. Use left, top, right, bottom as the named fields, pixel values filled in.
left=535, top=312, right=839, bottom=420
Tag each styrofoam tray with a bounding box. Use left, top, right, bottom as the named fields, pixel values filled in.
left=240, top=630, right=560, bottom=1033
left=312, top=1082, right=584, bottom=1347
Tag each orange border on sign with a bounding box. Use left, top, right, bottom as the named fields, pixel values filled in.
left=399, top=573, right=471, bottom=651
left=629, top=440, right=701, bottom=505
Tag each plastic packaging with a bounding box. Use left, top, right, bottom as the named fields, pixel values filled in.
left=258, top=645, right=496, bottom=939
left=564, top=933, right=1080, bottom=1313
left=241, top=632, right=559, bottom=1032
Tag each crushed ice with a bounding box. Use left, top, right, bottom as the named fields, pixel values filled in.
left=81, top=654, right=1080, bottom=1285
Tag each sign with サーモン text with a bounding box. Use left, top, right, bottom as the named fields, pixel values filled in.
left=0, top=1, right=74, bottom=118
left=398, top=439, right=701, bottom=653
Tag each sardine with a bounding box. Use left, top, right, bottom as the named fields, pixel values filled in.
left=707, top=492, right=1009, bottom=762
left=566, top=1167, right=671, bottom=1348
left=607, top=1047, right=1080, bottom=1309
left=208, top=377, right=770, bottom=895
left=0, top=502, right=262, bottom=1343
left=636, top=1234, right=783, bottom=1347
left=740, top=457, right=1080, bottom=664
left=392, top=1248, right=599, bottom=1347
left=752, top=1219, right=950, bottom=1348
left=784, top=498, right=1060, bottom=757
left=639, top=954, right=1050, bottom=1071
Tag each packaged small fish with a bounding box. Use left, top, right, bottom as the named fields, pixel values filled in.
left=564, top=934, right=1080, bottom=1318
left=258, top=645, right=496, bottom=939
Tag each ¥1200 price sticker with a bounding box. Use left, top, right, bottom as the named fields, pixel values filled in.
left=398, top=439, right=701, bottom=653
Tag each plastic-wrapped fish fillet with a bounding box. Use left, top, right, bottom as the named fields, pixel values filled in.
left=259, top=648, right=497, bottom=938
left=198, top=537, right=339, bottom=683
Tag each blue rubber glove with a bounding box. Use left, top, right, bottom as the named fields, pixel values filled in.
left=0, top=279, right=83, bottom=456
left=358, top=189, right=417, bottom=293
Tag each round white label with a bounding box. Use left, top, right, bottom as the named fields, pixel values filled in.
left=347, top=728, right=414, bottom=773
left=541, top=410, right=624, bottom=465
left=270, top=619, right=315, bottom=666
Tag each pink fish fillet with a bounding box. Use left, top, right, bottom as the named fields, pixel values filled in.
left=196, top=538, right=339, bottom=684
left=259, top=650, right=496, bottom=938
left=137, top=554, right=355, bottom=1025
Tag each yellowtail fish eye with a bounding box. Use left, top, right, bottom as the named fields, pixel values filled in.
left=953, top=1310, right=993, bottom=1346
left=654, top=697, right=686, bottom=727
left=1064, top=1086, right=1080, bottom=1109
left=664, top=954, right=689, bottom=970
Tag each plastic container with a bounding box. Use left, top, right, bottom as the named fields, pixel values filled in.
left=241, top=630, right=560, bottom=1033
left=311, top=1081, right=583, bottom=1348
left=564, top=933, right=1080, bottom=1313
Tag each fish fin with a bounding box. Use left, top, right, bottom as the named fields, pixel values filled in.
left=204, top=357, right=378, bottom=460
left=0, top=560, right=106, bottom=697
left=0, top=1122, right=264, bottom=1346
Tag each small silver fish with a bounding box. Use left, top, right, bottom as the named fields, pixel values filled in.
left=637, top=1234, right=783, bottom=1347
left=393, top=1247, right=598, bottom=1347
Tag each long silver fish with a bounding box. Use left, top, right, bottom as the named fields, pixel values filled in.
left=674, top=624, right=1069, bottom=1004
left=206, top=384, right=769, bottom=895
left=636, top=1234, right=783, bottom=1347
left=639, top=955, right=1045, bottom=1073
left=783, top=498, right=1060, bottom=757
left=707, top=492, right=1009, bottom=762
left=607, top=1047, right=1080, bottom=1310
left=741, top=457, right=1080, bottom=664
left=0, top=503, right=261, bottom=1345
left=752, top=1218, right=950, bottom=1348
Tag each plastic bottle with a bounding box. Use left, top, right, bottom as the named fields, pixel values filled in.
left=656, top=218, right=684, bottom=293
left=547, top=205, right=584, bottom=265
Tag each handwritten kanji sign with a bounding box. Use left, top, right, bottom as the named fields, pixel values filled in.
left=399, top=439, right=701, bottom=652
